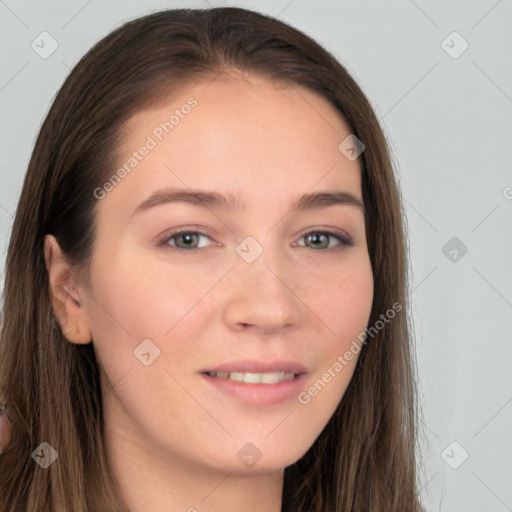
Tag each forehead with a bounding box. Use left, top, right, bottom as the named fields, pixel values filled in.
left=105, top=71, right=362, bottom=215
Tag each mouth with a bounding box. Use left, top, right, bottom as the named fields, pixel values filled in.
left=202, top=370, right=299, bottom=384
left=199, top=360, right=307, bottom=406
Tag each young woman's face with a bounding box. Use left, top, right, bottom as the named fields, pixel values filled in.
left=81, top=71, right=373, bottom=474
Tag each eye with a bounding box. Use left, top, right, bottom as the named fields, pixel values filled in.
left=294, top=228, right=354, bottom=250
left=157, top=227, right=354, bottom=253
left=158, top=230, right=214, bottom=251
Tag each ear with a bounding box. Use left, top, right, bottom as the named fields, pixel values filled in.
left=44, top=234, right=92, bottom=345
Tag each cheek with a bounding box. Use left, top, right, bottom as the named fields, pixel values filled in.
left=305, top=256, right=374, bottom=345
left=299, top=256, right=373, bottom=401
left=86, top=253, right=212, bottom=340
left=82, top=254, right=220, bottom=392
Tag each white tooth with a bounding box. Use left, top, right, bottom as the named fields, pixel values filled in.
left=243, top=372, right=262, bottom=383
left=217, top=371, right=295, bottom=383
left=260, top=372, right=280, bottom=384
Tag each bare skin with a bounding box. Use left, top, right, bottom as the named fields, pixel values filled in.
left=0, top=410, right=13, bottom=454
left=45, top=70, right=373, bottom=512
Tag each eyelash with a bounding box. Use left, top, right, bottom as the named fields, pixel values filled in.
left=157, top=227, right=354, bottom=253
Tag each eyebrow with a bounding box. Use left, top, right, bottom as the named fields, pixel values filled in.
left=130, top=187, right=364, bottom=217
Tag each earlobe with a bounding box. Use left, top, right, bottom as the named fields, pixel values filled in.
left=44, top=234, right=92, bottom=345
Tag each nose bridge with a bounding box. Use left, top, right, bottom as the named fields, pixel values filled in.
left=222, top=237, right=302, bottom=332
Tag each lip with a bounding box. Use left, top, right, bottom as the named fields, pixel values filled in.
left=199, top=359, right=308, bottom=375
left=199, top=359, right=308, bottom=406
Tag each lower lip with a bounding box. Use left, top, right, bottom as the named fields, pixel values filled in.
left=200, top=373, right=306, bottom=406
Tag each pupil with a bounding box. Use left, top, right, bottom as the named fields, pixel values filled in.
left=309, top=233, right=326, bottom=248
left=181, top=233, right=196, bottom=247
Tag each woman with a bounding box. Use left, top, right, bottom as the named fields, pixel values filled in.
left=0, top=7, right=424, bottom=511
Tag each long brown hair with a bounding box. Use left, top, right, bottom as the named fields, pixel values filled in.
left=0, top=7, right=424, bottom=511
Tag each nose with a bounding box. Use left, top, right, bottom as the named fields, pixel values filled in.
left=222, top=248, right=303, bottom=335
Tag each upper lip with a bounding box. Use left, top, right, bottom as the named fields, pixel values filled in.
left=200, top=359, right=308, bottom=375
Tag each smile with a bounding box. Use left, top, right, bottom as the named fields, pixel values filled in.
left=204, top=371, right=296, bottom=384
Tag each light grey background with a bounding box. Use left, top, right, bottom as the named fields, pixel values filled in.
left=1, top=1, right=511, bottom=510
